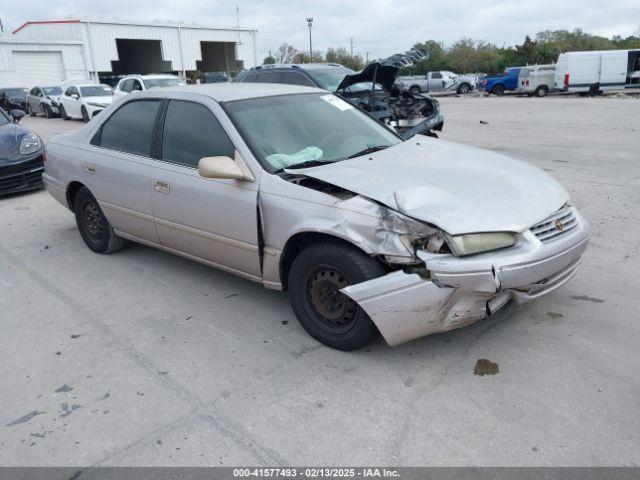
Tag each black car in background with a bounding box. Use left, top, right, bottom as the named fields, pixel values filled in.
left=0, top=108, right=45, bottom=196
left=234, top=56, right=444, bottom=139
left=0, top=88, right=29, bottom=112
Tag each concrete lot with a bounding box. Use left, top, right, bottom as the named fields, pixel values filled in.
left=1, top=96, right=638, bottom=466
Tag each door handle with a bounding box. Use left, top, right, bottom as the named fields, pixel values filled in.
left=154, top=180, right=170, bottom=194
left=84, top=164, right=96, bottom=174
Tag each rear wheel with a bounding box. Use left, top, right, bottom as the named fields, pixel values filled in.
left=81, top=106, right=90, bottom=123
left=73, top=187, right=125, bottom=254
left=491, top=84, right=505, bottom=96
left=534, top=85, right=549, bottom=97
left=288, top=241, right=385, bottom=351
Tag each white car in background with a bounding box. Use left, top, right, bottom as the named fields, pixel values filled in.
left=113, top=74, right=185, bottom=101
left=59, top=83, right=113, bottom=122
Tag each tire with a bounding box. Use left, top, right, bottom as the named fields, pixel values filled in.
left=288, top=240, right=385, bottom=351
left=457, top=83, right=471, bottom=94
left=60, top=105, right=69, bottom=120
left=491, top=84, right=505, bottom=96
left=73, top=187, right=125, bottom=254
left=27, top=104, right=36, bottom=116
left=81, top=106, right=90, bottom=123
left=534, top=86, right=549, bottom=97
left=409, top=86, right=421, bottom=95
left=588, top=84, right=599, bottom=97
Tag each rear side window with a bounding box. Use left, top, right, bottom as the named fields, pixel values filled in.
left=94, top=100, right=161, bottom=156
left=255, top=71, right=282, bottom=83
left=282, top=72, right=314, bottom=87
left=161, top=100, right=235, bottom=168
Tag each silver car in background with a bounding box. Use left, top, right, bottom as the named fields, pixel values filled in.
left=43, top=84, right=590, bottom=350
left=26, top=85, right=63, bottom=118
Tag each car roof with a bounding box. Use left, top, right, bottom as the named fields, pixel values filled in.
left=136, top=83, right=326, bottom=102
left=124, top=74, right=179, bottom=79
left=251, top=63, right=347, bottom=71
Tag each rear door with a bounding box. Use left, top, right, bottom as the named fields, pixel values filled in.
left=150, top=98, right=261, bottom=279
left=86, top=98, right=162, bottom=242
left=428, top=72, right=444, bottom=90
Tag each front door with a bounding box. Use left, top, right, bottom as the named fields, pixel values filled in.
left=150, top=99, right=261, bottom=279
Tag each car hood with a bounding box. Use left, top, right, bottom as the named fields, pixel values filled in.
left=0, top=122, right=30, bottom=162
left=336, top=62, right=399, bottom=91
left=287, top=136, right=569, bottom=235
left=85, top=96, right=113, bottom=105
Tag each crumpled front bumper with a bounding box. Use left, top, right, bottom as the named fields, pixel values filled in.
left=342, top=208, right=590, bottom=346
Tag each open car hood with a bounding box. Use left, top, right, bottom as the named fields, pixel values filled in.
left=287, top=136, right=569, bottom=235
left=336, top=62, right=399, bottom=91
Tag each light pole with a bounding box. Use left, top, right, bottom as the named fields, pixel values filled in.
left=306, top=17, right=313, bottom=62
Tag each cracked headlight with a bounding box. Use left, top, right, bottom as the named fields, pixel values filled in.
left=20, top=133, right=42, bottom=155
left=381, top=208, right=448, bottom=261
left=447, top=232, right=517, bottom=256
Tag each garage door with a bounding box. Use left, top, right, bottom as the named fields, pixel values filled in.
left=12, top=51, right=65, bottom=86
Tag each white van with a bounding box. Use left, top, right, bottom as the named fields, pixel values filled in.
left=518, top=64, right=556, bottom=97
left=554, top=49, right=640, bottom=95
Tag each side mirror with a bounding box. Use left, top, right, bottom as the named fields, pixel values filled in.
left=10, top=109, right=26, bottom=123
left=71, top=93, right=79, bottom=100
left=198, top=155, right=251, bottom=181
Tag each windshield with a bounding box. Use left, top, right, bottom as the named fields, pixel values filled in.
left=224, top=93, right=401, bottom=172
left=5, top=88, right=28, bottom=98
left=42, top=86, right=62, bottom=96
left=305, top=67, right=354, bottom=91
left=143, top=78, right=183, bottom=89
left=80, top=85, right=113, bottom=97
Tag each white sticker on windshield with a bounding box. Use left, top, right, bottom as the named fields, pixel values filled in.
left=320, top=94, right=353, bottom=111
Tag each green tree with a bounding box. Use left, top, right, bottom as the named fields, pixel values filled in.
left=263, top=55, right=276, bottom=65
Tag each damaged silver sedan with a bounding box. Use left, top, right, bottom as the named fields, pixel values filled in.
left=43, top=84, right=590, bottom=350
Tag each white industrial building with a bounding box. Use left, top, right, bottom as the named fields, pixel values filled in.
left=0, top=17, right=258, bottom=87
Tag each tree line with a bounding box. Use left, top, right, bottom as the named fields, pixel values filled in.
left=265, top=28, right=640, bottom=74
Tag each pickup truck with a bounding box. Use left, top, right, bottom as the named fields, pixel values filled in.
left=398, top=71, right=477, bottom=94
left=480, top=67, right=522, bottom=95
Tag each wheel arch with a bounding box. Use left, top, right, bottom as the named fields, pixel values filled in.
left=66, top=181, right=86, bottom=210
left=279, top=231, right=380, bottom=291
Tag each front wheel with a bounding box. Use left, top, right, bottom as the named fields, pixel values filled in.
left=73, top=187, right=125, bottom=254
left=288, top=241, right=385, bottom=351
left=81, top=106, right=90, bottom=123
left=457, top=83, right=471, bottom=94
left=409, top=86, right=422, bottom=95
left=60, top=105, right=69, bottom=120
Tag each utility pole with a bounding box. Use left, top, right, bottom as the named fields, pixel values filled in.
left=350, top=38, right=354, bottom=57
left=235, top=6, right=240, bottom=28
left=306, top=18, right=313, bottom=61
left=0, top=19, right=4, bottom=33
left=366, top=52, right=369, bottom=64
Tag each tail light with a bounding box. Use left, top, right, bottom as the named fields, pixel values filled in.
left=564, top=74, right=569, bottom=86
left=525, top=80, right=529, bottom=86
